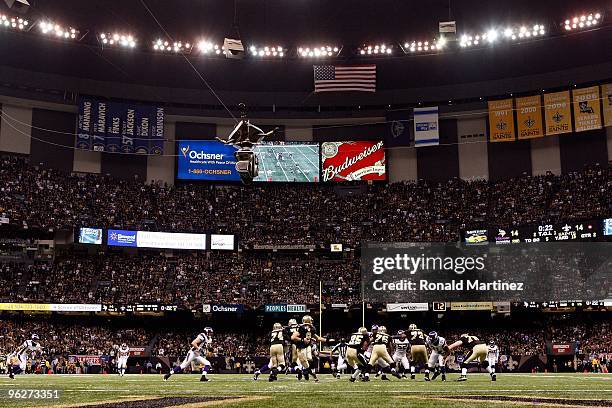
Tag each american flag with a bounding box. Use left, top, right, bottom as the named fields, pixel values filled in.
left=313, top=65, right=376, bottom=93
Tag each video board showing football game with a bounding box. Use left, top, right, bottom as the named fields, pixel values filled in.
left=252, top=142, right=319, bottom=182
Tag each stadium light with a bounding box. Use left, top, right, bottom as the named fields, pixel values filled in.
left=0, top=13, right=28, bottom=30
left=100, top=32, right=136, bottom=48
left=197, top=40, right=222, bottom=55
left=249, top=45, right=284, bottom=58
left=403, top=38, right=444, bottom=53
left=39, top=21, right=78, bottom=40
left=153, top=38, right=192, bottom=54
left=298, top=45, right=340, bottom=58
left=564, top=13, right=601, bottom=31
left=358, top=44, right=392, bottom=55
left=461, top=23, right=545, bottom=47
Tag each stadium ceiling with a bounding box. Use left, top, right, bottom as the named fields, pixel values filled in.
left=12, top=0, right=608, bottom=46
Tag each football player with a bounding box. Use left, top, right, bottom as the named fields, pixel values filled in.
left=346, top=327, right=369, bottom=382
left=365, top=326, right=401, bottom=381
left=284, top=318, right=300, bottom=374
left=425, top=331, right=448, bottom=381
left=408, top=323, right=429, bottom=380
left=7, top=334, right=42, bottom=379
left=254, top=323, right=286, bottom=381
left=163, top=327, right=214, bottom=382
left=448, top=333, right=496, bottom=382
left=290, top=315, right=328, bottom=382
left=487, top=340, right=499, bottom=375
left=331, top=338, right=348, bottom=379
left=392, top=330, right=410, bottom=378
left=117, top=343, right=130, bottom=377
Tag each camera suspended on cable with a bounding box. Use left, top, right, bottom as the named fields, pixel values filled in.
left=216, top=103, right=277, bottom=184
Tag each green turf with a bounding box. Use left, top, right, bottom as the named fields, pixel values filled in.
left=0, top=373, right=610, bottom=408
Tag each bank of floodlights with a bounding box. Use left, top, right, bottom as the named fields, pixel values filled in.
left=197, top=40, right=222, bottom=55
left=249, top=45, right=285, bottom=58
left=298, top=45, right=340, bottom=58
left=358, top=44, right=392, bottom=55
left=0, top=14, right=28, bottom=31
left=153, top=38, right=192, bottom=53
left=39, top=21, right=78, bottom=40
left=403, top=37, right=446, bottom=53
left=100, top=33, right=136, bottom=48
left=564, top=13, right=601, bottom=31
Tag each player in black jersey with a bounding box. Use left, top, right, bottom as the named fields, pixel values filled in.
left=284, top=318, right=300, bottom=375
left=290, top=315, right=329, bottom=382
left=346, top=327, right=370, bottom=382
left=448, top=334, right=496, bottom=382
left=253, top=323, right=286, bottom=381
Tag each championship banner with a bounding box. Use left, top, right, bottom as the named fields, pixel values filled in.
left=488, top=99, right=515, bottom=142
left=543, top=91, right=572, bottom=136
left=602, top=84, right=612, bottom=127
left=413, top=106, right=439, bottom=147
left=516, top=95, right=543, bottom=140
left=572, top=86, right=602, bottom=132
left=321, top=141, right=386, bottom=182
left=76, top=97, right=164, bottom=155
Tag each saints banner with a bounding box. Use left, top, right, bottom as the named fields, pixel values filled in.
left=488, top=99, right=515, bottom=142
left=572, top=86, right=602, bottom=132
left=544, top=91, right=572, bottom=136
left=385, top=109, right=412, bottom=147
left=602, top=83, right=612, bottom=127
left=76, top=97, right=164, bottom=155
left=516, top=95, right=543, bottom=140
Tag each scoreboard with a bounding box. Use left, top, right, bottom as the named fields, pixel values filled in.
left=463, top=219, right=603, bottom=244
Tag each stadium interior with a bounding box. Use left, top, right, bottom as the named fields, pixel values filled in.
left=0, top=0, right=610, bottom=407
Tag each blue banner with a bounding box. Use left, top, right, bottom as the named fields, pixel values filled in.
left=177, top=140, right=240, bottom=181
left=76, top=99, right=93, bottom=150
left=121, top=106, right=136, bottom=153
left=91, top=101, right=107, bottom=151
left=150, top=107, right=164, bottom=155
left=134, top=106, right=150, bottom=154
left=76, top=98, right=164, bottom=155
left=105, top=102, right=123, bottom=153
left=107, top=229, right=137, bottom=247
left=385, top=109, right=412, bottom=147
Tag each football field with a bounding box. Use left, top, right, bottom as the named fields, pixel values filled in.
left=0, top=373, right=610, bottom=408
left=253, top=144, right=319, bottom=182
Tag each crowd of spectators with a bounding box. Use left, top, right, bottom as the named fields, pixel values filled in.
left=1, top=155, right=609, bottom=246
left=0, top=253, right=359, bottom=307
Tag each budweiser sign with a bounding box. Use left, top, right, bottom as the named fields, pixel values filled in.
left=321, top=141, right=386, bottom=182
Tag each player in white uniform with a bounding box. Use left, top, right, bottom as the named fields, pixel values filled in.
left=163, top=327, right=213, bottom=382
left=117, top=343, right=130, bottom=377
left=392, top=330, right=410, bottom=378
left=425, top=331, right=448, bottom=381
left=487, top=340, right=499, bottom=375
left=7, top=334, right=42, bottom=379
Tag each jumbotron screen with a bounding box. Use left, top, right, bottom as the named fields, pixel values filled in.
left=252, top=142, right=319, bottom=182
left=321, top=141, right=386, bottom=182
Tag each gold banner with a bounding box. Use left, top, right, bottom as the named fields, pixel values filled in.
left=516, top=95, right=543, bottom=139
left=450, top=302, right=494, bottom=311
left=602, top=84, right=612, bottom=127
left=488, top=99, right=515, bottom=142
left=0, top=303, right=52, bottom=311
left=572, top=86, right=602, bottom=132
left=544, top=91, right=572, bottom=135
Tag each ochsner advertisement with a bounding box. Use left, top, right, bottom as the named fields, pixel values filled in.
left=321, top=141, right=386, bottom=182
left=177, top=140, right=240, bottom=181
